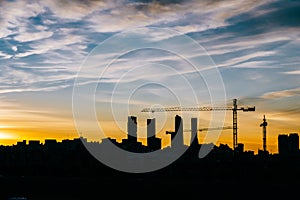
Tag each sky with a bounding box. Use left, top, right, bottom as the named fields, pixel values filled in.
left=0, top=0, right=299, bottom=153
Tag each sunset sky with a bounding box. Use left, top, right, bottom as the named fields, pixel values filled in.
left=0, top=0, right=299, bottom=154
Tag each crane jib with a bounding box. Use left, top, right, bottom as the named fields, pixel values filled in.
left=141, top=106, right=255, bottom=112
left=141, top=99, right=256, bottom=152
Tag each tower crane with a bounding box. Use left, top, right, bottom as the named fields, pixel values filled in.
left=260, top=115, right=267, bottom=152
left=141, top=99, right=255, bottom=150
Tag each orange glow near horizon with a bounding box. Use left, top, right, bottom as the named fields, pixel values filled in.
left=0, top=107, right=299, bottom=155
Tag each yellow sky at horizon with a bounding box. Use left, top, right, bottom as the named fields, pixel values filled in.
left=1, top=94, right=299, bottom=155
left=0, top=106, right=299, bottom=155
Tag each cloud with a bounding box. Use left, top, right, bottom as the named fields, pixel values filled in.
left=261, top=88, right=300, bottom=99
left=231, top=61, right=276, bottom=69
left=42, top=0, right=110, bottom=20
left=0, top=51, right=12, bottom=59
left=203, top=28, right=295, bottom=55
left=217, top=51, right=277, bottom=68
left=14, top=31, right=53, bottom=42
left=0, top=1, right=46, bottom=38
left=87, top=5, right=154, bottom=33
left=0, top=85, right=70, bottom=94
left=11, top=46, right=17, bottom=52
left=0, top=0, right=298, bottom=100
left=0, top=62, right=76, bottom=94
left=83, top=0, right=273, bottom=33
left=282, top=70, right=300, bottom=75
left=15, top=35, right=86, bottom=58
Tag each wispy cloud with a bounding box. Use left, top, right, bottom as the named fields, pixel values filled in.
left=0, top=1, right=46, bottom=37
left=217, top=51, right=277, bottom=68
left=14, top=31, right=53, bottom=43
left=261, top=88, right=300, bottom=99
left=43, top=0, right=110, bottom=20
left=0, top=0, right=299, bottom=116
left=282, top=70, right=300, bottom=75
left=0, top=51, right=11, bottom=59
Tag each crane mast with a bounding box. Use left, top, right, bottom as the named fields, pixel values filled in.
left=260, top=115, right=267, bottom=152
left=233, top=99, right=238, bottom=150
left=141, top=99, right=255, bottom=151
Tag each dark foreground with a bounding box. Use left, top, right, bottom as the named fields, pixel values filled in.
left=1, top=171, right=300, bottom=200
left=1, top=140, right=300, bottom=199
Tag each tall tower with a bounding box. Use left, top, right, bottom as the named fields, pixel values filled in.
left=147, top=118, right=161, bottom=150
left=278, top=134, right=288, bottom=155
left=233, top=98, right=238, bottom=150
left=191, top=118, right=198, bottom=145
left=278, top=133, right=299, bottom=156
left=127, top=116, right=137, bottom=142
left=175, top=115, right=184, bottom=146
left=288, top=133, right=299, bottom=153
left=260, top=115, right=268, bottom=152
left=147, top=118, right=155, bottom=137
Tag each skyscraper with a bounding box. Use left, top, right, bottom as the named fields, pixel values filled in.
left=147, top=118, right=161, bottom=150
left=174, top=115, right=184, bottom=146
left=278, top=134, right=289, bottom=155
left=191, top=118, right=198, bottom=146
left=127, top=116, right=137, bottom=142
left=278, top=133, right=299, bottom=156
left=175, top=115, right=182, bottom=134
left=289, top=133, right=299, bottom=153
left=147, top=118, right=155, bottom=138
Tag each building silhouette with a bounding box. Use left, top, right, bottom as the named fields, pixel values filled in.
left=175, top=114, right=184, bottom=146
left=190, top=117, right=198, bottom=146
left=114, top=116, right=145, bottom=152
left=147, top=118, right=161, bottom=151
left=127, top=116, right=138, bottom=142
left=289, top=133, right=299, bottom=153
left=147, top=118, right=155, bottom=138
left=166, top=115, right=185, bottom=148
left=175, top=115, right=183, bottom=134
left=236, top=143, right=244, bottom=154
left=278, top=133, right=299, bottom=156
left=109, top=116, right=162, bottom=152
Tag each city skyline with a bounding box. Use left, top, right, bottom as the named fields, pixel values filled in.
left=2, top=113, right=299, bottom=155
left=2, top=129, right=299, bottom=156
left=0, top=0, right=300, bottom=155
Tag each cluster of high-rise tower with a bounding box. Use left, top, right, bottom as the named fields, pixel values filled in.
left=116, top=114, right=196, bottom=151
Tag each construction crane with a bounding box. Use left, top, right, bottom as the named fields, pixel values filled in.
left=260, top=115, right=267, bottom=152
left=141, top=98, right=255, bottom=150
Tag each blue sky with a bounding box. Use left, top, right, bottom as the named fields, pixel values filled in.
left=0, top=0, right=299, bottom=152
